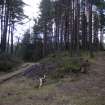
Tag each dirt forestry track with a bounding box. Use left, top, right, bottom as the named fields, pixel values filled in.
left=0, top=63, right=39, bottom=84
left=0, top=52, right=105, bottom=105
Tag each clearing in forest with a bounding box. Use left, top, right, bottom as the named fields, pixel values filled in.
left=0, top=52, right=105, bottom=105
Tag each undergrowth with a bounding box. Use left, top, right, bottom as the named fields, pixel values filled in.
left=0, top=53, right=22, bottom=72
left=40, top=51, right=90, bottom=79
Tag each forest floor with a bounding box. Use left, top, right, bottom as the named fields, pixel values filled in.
left=0, top=52, right=105, bottom=105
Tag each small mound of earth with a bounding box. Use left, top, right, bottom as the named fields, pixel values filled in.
left=23, top=63, right=56, bottom=79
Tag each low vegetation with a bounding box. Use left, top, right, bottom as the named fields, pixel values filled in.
left=0, top=53, right=22, bottom=72
left=40, top=51, right=89, bottom=79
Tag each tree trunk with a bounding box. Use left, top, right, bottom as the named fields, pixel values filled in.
left=1, top=4, right=9, bottom=52
left=88, top=0, right=93, bottom=57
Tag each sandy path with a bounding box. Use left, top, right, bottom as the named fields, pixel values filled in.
left=0, top=63, right=39, bottom=84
